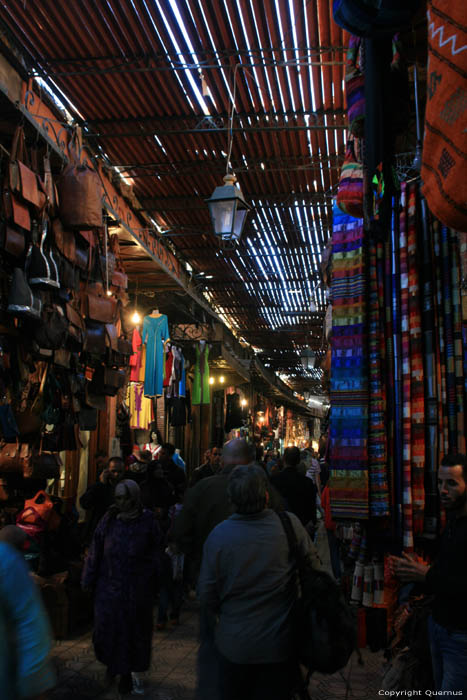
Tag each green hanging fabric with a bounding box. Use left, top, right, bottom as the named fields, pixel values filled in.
left=192, top=343, right=210, bottom=405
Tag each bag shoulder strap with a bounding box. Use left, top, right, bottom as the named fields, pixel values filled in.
left=278, top=511, right=300, bottom=560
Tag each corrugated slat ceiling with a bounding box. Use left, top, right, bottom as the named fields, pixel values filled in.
left=0, top=0, right=347, bottom=385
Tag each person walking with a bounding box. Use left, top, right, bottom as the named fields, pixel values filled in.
left=271, top=447, right=317, bottom=528
left=198, top=464, right=320, bottom=700
left=79, top=456, right=125, bottom=545
left=81, top=479, right=161, bottom=695
left=391, top=453, right=467, bottom=693
left=0, top=540, right=56, bottom=699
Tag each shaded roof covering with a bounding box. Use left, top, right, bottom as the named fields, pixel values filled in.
left=0, top=0, right=347, bottom=392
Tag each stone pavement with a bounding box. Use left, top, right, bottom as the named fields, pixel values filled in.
left=49, top=597, right=385, bottom=700
left=48, top=522, right=387, bottom=699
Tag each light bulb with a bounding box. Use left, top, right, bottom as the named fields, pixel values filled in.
left=219, top=375, right=225, bottom=384
left=241, top=399, right=247, bottom=407
left=131, top=310, right=142, bottom=324
left=106, top=289, right=112, bottom=297
left=209, top=377, right=215, bottom=385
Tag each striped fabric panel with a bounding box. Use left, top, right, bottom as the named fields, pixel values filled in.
left=451, top=230, right=466, bottom=455
left=407, top=183, right=425, bottom=536
left=368, top=240, right=389, bottom=517
left=441, top=225, right=457, bottom=451
left=400, top=184, right=414, bottom=551
left=329, top=206, right=369, bottom=520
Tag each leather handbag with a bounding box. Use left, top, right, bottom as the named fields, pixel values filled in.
left=9, top=126, right=42, bottom=210
left=0, top=440, right=32, bottom=474
left=58, top=128, right=103, bottom=228
left=7, top=268, right=42, bottom=320
left=2, top=188, right=31, bottom=231
left=66, top=302, right=85, bottom=349
left=54, top=348, right=71, bottom=368
left=52, top=218, right=76, bottom=262
left=24, top=445, right=62, bottom=479
left=34, top=305, right=69, bottom=350
left=27, top=219, right=60, bottom=289
left=91, top=365, right=126, bottom=396
left=1, top=224, right=25, bottom=258
left=111, top=268, right=128, bottom=290
left=85, top=287, right=118, bottom=324
left=83, top=321, right=106, bottom=355
left=43, top=155, right=59, bottom=215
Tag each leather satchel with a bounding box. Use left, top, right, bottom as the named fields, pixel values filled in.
left=24, top=447, right=61, bottom=479
left=85, top=286, right=118, bottom=324
left=52, top=219, right=76, bottom=262
left=111, top=268, right=128, bottom=290
left=0, top=441, right=32, bottom=474
left=2, top=225, right=25, bottom=257
left=91, top=365, right=126, bottom=396
left=2, top=189, right=31, bottom=231
left=58, top=128, right=103, bottom=228
left=83, top=321, right=106, bottom=355
left=9, top=126, right=42, bottom=210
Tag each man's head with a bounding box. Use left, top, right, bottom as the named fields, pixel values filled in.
left=107, top=457, right=125, bottom=484
left=210, top=446, right=222, bottom=471
left=222, top=439, right=256, bottom=472
left=159, top=443, right=175, bottom=467
left=283, top=446, right=301, bottom=469
left=95, top=450, right=107, bottom=475
left=203, top=448, right=211, bottom=464
left=228, top=463, right=269, bottom=514
left=438, top=453, right=467, bottom=515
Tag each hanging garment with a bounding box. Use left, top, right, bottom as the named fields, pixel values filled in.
left=225, top=393, right=243, bottom=432
left=166, top=346, right=182, bottom=398
left=142, top=315, right=170, bottom=398
left=130, top=327, right=142, bottom=383
left=192, top=343, right=210, bottom=405
left=167, top=390, right=192, bottom=427
left=178, top=351, right=186, bottom=398
left=163, top=346, right=174, bottom=388
left=127, top=383, right=154, bottom=430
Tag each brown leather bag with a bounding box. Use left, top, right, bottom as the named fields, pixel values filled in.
left=83, top=322, right=106, bottom=355
left=24, top=445, right=61, bottom=479
left=52, top=219, right=76, bottom=262
left=0, top=441, right=32, bottom=474
left=9, top=127, right=46, bottom=212
left=111, top=269, right=128, bottom=290
left=84, top=284, right=118, bottom=324
left=2, top=189, right=31, bottom=231
left=3, top=226, right=25, bottom=257
left=58, top=128, right=102, bottom=228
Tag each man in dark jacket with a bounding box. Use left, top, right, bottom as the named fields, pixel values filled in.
left=270, top=447, right=317, bottom=527
left=190, top=447, right=222, bottom=486
left=79, top=456, right=125, bottom=545
left=391, top=453, right=467, bottom=693
left=156, top=443, right=187, bottom=502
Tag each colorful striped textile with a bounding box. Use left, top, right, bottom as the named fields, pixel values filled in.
left=399, top=184, right=414, bottom=551
left=329, top=206, right=369, bottom=520
left=368, top=239, right=389, bottom=516
left=407, top=183, right=425, bottom=536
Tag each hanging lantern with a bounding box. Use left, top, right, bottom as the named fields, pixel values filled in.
left=300, top=348, right=316, bottom=371
left=206, top=173, right=251, bottom=247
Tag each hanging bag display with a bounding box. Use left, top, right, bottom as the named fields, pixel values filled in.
left=58, top=127, right=103, bottom=228
left=336, top=140, right=364, bottom=218
left=1, top=224, right=26, bottom=258
left=8, top=125, right=42, bottom=210
left=0, top=440, right=32, bottom=474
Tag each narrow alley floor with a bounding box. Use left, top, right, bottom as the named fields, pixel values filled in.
left=49, top=523, right=387, bottom=700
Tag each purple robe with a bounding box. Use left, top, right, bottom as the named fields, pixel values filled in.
left=82, top=509, right=161, bottom=675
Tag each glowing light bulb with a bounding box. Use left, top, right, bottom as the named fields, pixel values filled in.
left=219, top=375, right=225, bottom=384
left=241, top=399, right=247, bottom=407
left=106, top=289, right=112, bottom=297
left=131, top=310, right=142, bottom=324
left=209, top=377, right=215, bottom=385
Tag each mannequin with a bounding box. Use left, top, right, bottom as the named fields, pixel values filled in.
left=143, top=428, right=162, bottom=459
left=142, top=310, right=170, bottom=397
left=150, top=308, right=161, bottom=317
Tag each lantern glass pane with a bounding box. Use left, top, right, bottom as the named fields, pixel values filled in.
left=232, top=208, right=247, bottom=237
left=208, top=200, right=236, bottom=236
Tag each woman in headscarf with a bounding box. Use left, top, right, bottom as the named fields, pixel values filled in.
left=82, top=479, right=161, bottom=694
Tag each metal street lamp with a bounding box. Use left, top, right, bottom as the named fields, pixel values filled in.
left=206, top=173, right=251, bottom=247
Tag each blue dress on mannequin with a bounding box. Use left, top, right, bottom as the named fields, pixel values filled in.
left=142, top=314, right=170, bottom=397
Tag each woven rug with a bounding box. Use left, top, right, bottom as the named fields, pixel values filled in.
left=329, top=206, right=369, bottom=520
